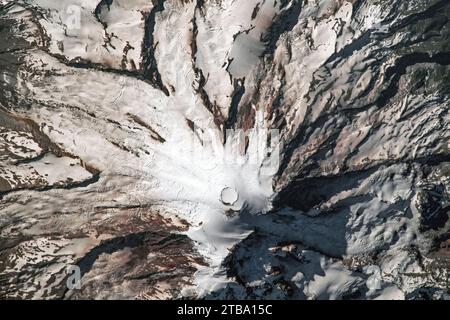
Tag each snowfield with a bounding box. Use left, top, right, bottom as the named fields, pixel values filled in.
left=0, top=0, right=450, bottom=300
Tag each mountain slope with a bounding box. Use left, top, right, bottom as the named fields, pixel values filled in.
left=0, top=0, right=449, bottom=300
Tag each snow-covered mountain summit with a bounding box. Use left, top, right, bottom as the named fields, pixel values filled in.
left=1, top=0, right=449, bottom=300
